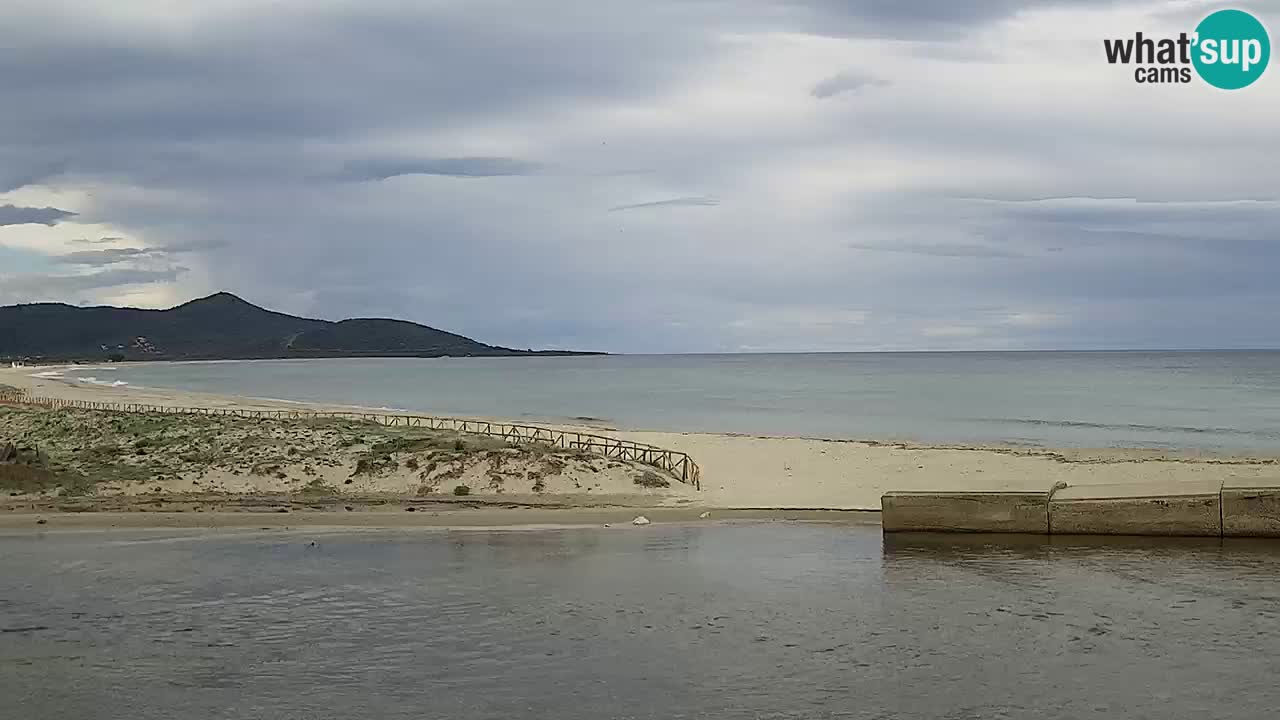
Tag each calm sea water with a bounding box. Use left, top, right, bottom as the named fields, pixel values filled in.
left=4, top=525, right=1280, bottom=719
left=55, top=351, right=1280, bottom=451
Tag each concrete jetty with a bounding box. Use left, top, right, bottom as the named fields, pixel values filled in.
left=881, top=491, right=1050, bottom=534
left=1049, top=480, right=1222, bottom=537
left=883, top=479, right=1280, bottom=537
left=1221, top=479, right=1280, bottom=537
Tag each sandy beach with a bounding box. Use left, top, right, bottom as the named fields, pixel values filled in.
left=4, top=364, right=1280, bottom=514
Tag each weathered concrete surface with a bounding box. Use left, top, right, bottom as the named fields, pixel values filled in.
left=1049, top=481, right=1222, bottom=537
left=1222, top=479, right=1280, bottom=537
left=882, top=491, right=1049, bottom=533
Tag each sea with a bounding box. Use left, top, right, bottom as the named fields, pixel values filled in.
left=4, top=525, right=1280, bottom=719
left=53, top=351, right=1280, bottom=452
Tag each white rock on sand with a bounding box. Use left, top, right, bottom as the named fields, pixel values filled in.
left=631, top=515, right=650, bottom=525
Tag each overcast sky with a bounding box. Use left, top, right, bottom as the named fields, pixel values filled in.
left=2, top=0, right=1278, bottom=352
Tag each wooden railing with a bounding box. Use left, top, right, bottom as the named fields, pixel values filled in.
left=0, top=388, right=701, bottom=489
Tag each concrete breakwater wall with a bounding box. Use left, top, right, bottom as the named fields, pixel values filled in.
left=883, top=480, right=1280, bottom=537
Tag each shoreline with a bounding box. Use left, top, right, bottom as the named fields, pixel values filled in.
left=9, top=362, right=1276, bottom=460
left=5, top=364, right=1280, bottom=514
left=0, top=505, right=876, bottom=530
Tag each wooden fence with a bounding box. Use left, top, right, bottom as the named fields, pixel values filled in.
left=0, top=388, right=701, bottom=488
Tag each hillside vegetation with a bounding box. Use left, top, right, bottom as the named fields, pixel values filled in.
left=0, top=292, right=597, bottom=361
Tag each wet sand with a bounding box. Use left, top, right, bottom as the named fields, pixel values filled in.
left=0, top=505, right=875, bottom=530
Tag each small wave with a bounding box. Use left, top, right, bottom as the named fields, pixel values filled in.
left=971, top=416, right=1280, bottom=439
left=30, top=370, right=65, bottom=378
left=76, top=376, right=130, bottom=388
left=242, top=396, right=313, bottom=405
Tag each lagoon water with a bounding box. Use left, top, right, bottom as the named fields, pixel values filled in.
left=4, top=524, right=1280, bottom=719
left=58, top=351, right=1280, bottom=451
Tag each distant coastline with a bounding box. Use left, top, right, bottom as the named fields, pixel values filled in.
left=0, top=291, right=603, bottom=363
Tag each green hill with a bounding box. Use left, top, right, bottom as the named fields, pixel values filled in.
left=0, top=292, right=593, bottom=361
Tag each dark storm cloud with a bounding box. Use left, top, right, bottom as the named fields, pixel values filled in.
left=608, top=196, right=720, bottom=212
left=338, top=157, right=544, bottom=181
left=0, top=204, right=77, bottom=227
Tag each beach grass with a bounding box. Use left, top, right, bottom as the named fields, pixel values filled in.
left=0, top=405, right=671, bottom=500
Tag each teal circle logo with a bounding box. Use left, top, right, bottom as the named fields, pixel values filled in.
left=1192, top=9, right=1270, bottom=89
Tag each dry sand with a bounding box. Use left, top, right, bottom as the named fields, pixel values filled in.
left=5, top=365, right=1280, bottom=512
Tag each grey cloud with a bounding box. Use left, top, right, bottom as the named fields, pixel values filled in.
left=846, top=241, right=1024, bottom=258
left=0, top=1, right=1117, bottom=195
left=54, top=248, right=168, bottom=266
left=977, top=198, right=1280, bottom=229
left=0, top=1, right=1278, bottom=351
left=0, top=267, right=186, bottom=303
left=165, top=237, right=231, bottom=252
left=71, top=236, right=124, bottom=245
left=0, top=0, right=734, bottom=214
left=906, top=42, right=1003, bottom=62
left=775, top=0, right=1122, bottom=39
left=964, top=198, right=1280, bottom=305
left=0, top=204, right=78, bottom=227
left=609, top=196, right=720, bottom=212
left=0, top=2, right=1118, bottom=196
left=0, top=4, right=709, bottom=162
left=811, top=72, right=887, bottom=98
left=0, top=159, right=69, bottom=193
left=338, top=156, right=544, bottom=181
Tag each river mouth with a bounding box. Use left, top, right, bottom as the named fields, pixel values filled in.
left=4, top=523, right=1280, bottom=719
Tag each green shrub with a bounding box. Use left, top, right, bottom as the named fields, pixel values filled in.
left=633, top=471, right=670, bottom=489
left=299, top=477, right=338, bottom=496
left=0, top=463, right=62, bottom=493
left=452, top=484, right=470, bottom=496
left=351, top=454, right=397, bottom=477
